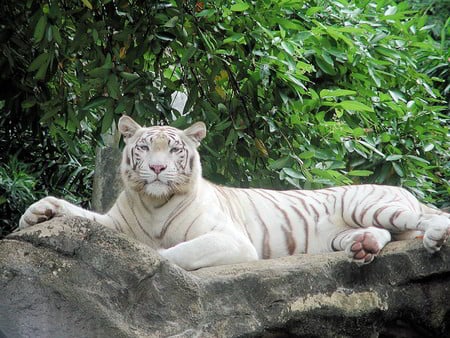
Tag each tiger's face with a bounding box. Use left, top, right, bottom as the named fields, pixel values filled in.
left=118, top=116, right=206, bottom=198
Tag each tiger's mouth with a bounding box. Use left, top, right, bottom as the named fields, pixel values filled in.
left=148, top=178, right=167, bottom=185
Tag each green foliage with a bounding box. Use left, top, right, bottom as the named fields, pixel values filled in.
left=0, top=0, right=449, bottom=237
left=0, top=158, right=40, bottom=237
left=0, top=149, right=94, bottom=237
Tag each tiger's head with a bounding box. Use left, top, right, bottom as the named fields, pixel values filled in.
left=118, top=115, right=206, bottom=198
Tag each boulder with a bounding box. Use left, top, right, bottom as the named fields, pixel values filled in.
left=1, top=217, right=449, bottom=337
left=91, top=146, right=123, bottom=213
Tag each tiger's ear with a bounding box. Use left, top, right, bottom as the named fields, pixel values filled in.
left=118, top=115, right=141, bottom=140
left=184, top=121, right=206, bottom=146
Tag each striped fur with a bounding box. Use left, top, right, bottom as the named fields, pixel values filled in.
left=19, top=116, right=450, bottom=270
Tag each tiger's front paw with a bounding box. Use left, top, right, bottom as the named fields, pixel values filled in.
left=19, top=196, right=66, bottom=230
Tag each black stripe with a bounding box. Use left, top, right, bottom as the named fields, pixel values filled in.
left=126, top=191, right=153, bottom=239
left=241, top=190, right=271, bottom=259
left=157, top=194, right=195, bottom=240
left=183, top=214, right=202, bottom=241
left=108, top=214, right=123, bottom=232
left=116, top=202, right=137, bottom=237
left=154, top=194, right=174, bottom=209
left=138, top=194, right=153, bottom=214
left=290, top=205, right=309, bottom=253
left=253, top=190, right=293, bottom=232
left=373, top=205, right=390, bottom=228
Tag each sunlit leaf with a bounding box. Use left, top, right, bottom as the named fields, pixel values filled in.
left=230, top=3, right=249, bottom=12
left=320, top=89, right=357, bottom=98
left=338, top=101, right=374, bottom=112
left=81, top=0, right=93, bottom=10
left=348, top=170, right=373, bottom=177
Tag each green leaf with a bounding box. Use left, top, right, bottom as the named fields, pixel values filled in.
left=299, top=151, right=315, bottom=159
left=338, top=101, right=374, bottom=112
left=106, top=74, right=120, bottom=99
left=230, top=3, right=249, bottom=12
left=28, top=53, right=49, bottom=72
left=164, top=16, right=178, bottom=28
left=81, top=0, right=93, bottom=10
left=223, top=33, right=245, bottom=44
left=134, top=101, right=145, bottom=115
left=306, top=6, right=323, bottom=16
left=180, top=46, right=197, bottom=65
left=392, top=162, right=404, bottom=177
left=314, top=55, right=336, bottom=75
left=35, top=57, right=50, bottom=80
left=196, top=9, right=216, bottom=18
left=275, top=18, right=304, bottom=31
left=348, top=170, right=373, bottom=177
left=386, top=154, right=403, bottom=161
left=88, top=67, right=110, bottom=78
left=46, top=25, right=53, bottom=42
left=422, top=82, right=437, bottom=98
left=320, top=89, right=357, bottom=98
left=423, top=144, right=434, bottom=152
left=103, top=53, right=113, bottom=69
left=119, top=72, right=140, bottom=81
left=82, top=96, right=110, bottom=111
left=155, top=32, right=175, bottom=41
left=101, top=111, right=114, bottom=134
left=52, top=25, right=62, bottom=45
left=388, top=90, right=405, bottom=103
left=283, top=168, right=305, bottom=180
left=21, top=99, right=36, bottom=109
left=380, top=133, right=391, bottom=143
left=281, top=41, right=294, bottom=56
left=268, top=156, right=291, bottom=170
left=357, top=140, right=385, bottom=157
left=384, top=5, right=397, bottom=16
left=405, top=155, right=429, bottom=164
left=368, top=66, right=381, bottom=87
left=34, top=15, right=47, bottom=42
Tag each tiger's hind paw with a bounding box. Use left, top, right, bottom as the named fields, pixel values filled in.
left=346, top=232, right=382, bottom=265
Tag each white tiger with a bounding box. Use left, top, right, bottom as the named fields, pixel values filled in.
left=19, top=116, right=450, bottom=270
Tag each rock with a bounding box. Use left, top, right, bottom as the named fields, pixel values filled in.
left=91, top=146, right=123, bottom=213
left=1, top=217, right=449, bottom=337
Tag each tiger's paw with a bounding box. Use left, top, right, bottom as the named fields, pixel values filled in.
left=346, top=231, right=382, bottom=265
left=423, top=221, right=450, bottom=254
left=19, top=196, right=66, bottom=230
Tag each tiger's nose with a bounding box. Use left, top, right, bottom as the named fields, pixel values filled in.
left=149, top=164, right=167, bottom=174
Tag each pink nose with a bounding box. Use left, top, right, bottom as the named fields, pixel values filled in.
left=149, top=164, right=167, bottom=174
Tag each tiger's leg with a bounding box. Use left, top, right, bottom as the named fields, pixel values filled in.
left=158, top=231, right=258, bottom=270
left=331, top=227, right=392, bottom=265
left=341, top=201, right=450, bottom=257
left=359, top=207, right=450, bottom=253
left=413, top=213, right=450, bottom=253
left=19, top=196, right=111, bottom=230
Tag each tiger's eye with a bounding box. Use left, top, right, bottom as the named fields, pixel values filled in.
left=138, top=145, right=149, bottom=151
left=170, top=147, right=181, bottom=153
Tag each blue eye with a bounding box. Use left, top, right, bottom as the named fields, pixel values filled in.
left=137, top=145, right=149, bottom=151
left=170, top=147, right=182, bottom=153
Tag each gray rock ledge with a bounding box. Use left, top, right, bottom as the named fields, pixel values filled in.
left=1, top=217, right=449, bottom=337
